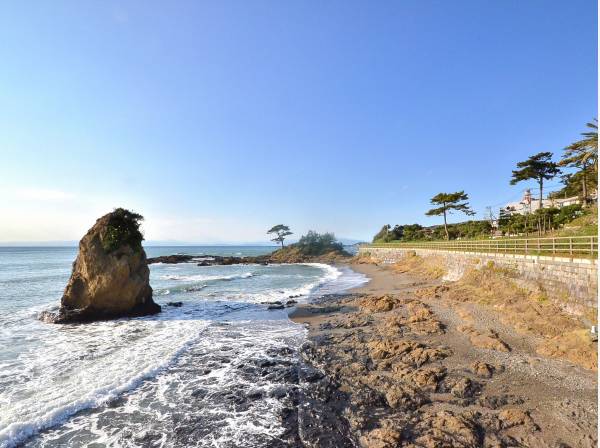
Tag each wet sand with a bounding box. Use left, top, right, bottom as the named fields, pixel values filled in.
left=290, top=262, right=597, bottom=447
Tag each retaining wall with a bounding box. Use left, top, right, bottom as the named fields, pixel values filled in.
left=358, top=246, right=598, bottom=318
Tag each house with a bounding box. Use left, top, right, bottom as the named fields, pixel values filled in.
left=503, top=189, right=580, bottom=216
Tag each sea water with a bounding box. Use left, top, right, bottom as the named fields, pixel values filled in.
left=0, top=246, right=367, bottom=447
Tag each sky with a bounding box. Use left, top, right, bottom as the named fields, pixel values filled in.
left=0, top=0, right=597, bottom=244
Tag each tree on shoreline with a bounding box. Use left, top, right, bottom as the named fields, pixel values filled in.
left=425, top=191, right=474, bottom=240
left=559, top=118, right=598, bottom=205
left=510, top=152, right=560, bottom=210
left=267, top=224, right=293, bottom=248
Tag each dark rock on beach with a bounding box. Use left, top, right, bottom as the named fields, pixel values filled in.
left=40, top=209, right=160, bottom=323
left=166, top=301, right=183, bottom=307
left=147, top=254, right=271, bottom=265
left=148, top=254, right=196, bottom=264
left=264, top=301, right=285, bottom=310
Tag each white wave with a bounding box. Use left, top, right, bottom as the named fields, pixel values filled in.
left=1, top=261, right=365, bottom=447
left=221, top=264, right=348, bottom=305
left=312, top=265, right=369, bottom=296
left=302, top=263, right=343, bottom=283
left=28, top=319, right=305, bottom=447
left=0, top=319, right=210, bottom=448
left=160, top=272, right=254, bottom=282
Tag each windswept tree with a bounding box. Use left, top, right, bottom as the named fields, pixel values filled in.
left=425, top=191, right=474, bottom=240
left=559, top=118, right=598, bottom=204
left=510, top=152, right=560, bottom=210
left=267, top=224, right=293, bottom=248
left=565, top=118, right=598, bottom=170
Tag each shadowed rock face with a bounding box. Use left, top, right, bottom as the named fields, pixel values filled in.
left=42, top=211, right=160, bottom=323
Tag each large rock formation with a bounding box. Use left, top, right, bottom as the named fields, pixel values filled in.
left=42, top=209, right=160, bottom=323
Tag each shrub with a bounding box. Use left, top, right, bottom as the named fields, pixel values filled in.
left=101, top=208, right=144, bottom=253
left=554, top=204, right=583, bottom=227
left=296, top=230, right=345, bottom=255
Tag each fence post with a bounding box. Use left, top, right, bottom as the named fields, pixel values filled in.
left=552, top=238, right=555, bottom=255
left=569, top=237, right=573, bottom=256
left=591, top=237, right=594, bottom=256
left=525, top=239, right=528, bottom=255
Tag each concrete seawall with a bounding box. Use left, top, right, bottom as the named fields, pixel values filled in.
left=358, top=246, right=598, bottom=318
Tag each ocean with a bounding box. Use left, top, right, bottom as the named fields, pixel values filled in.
left=0, top=246, right=367, bottom=448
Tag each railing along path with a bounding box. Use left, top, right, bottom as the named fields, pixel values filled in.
left=363, top=235, right=598, bottom=258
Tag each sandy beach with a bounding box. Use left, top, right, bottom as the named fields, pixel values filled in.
left=290, top=262, right=598, bottom=447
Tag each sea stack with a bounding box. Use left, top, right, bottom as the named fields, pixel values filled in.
left=43, top=208, right=160, bottom=323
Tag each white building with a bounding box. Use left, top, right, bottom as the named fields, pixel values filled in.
left=503, top=189, right=580, bottom=215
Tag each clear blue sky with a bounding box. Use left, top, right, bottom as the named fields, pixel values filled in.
left=0, top=1, right=597, bottom=243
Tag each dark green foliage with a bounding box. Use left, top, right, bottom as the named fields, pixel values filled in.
left=560, top=118, right=598, bottom=172
left=372, top=220, right=492, bottom=242
left=376, top=205, right=585, bottom=241
left=550, top=167, right=598, bottom=201
left=267, top=224, right=293, bottom=248
left=296, top=230, right=344, bottom=255
left=496, top=205, right=582, bottom=236
left=389, top=225, right=404, bottom=240
left=498, top=209, right=511, bottom=229
left=497, top=211, right=543, bottom=236
left=510, top=152, right=560, bottom=210
left=102, top=208, right=144, bottom=253
left=425, top=191, right=475, bottom=240
left=554, top=119, right=598, bottom=205
left=402, top=224, right=426, bottom=241
left=554, top=204, right=583, bottom=226
left=431, top=220, right=492, bottom=240
left=373, top=224, right=405, bottom=243
left=372, top=224, right=391, bottom=243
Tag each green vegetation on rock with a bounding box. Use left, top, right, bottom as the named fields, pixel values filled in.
left=296, top=230, right=345, bottom=256
left=269, top=230, right=348, bottom=262
left=101, top=208, right=145, bottom=253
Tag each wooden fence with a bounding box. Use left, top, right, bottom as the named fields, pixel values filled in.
left=363, top=235, right=598, bottom=258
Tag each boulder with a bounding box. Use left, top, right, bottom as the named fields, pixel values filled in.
left=41, top=208, right=160, bottom=323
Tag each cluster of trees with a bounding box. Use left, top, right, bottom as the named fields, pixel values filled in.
left=497, top=204, right=583, bottom=236
left=267, top=225, right=344, bottom=255
left=296, top=230, right=344, bottom=255
left=373, top=220, right=493, bottom=243
left=372, top=118, right=597, bottom=242
left=373, top=224, right=418, bottom=242
left=510, top=119, right=598, bottom=206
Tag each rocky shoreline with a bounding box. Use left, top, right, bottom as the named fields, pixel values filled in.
left=286, top=263, right=597, bottom=448
left=147, top=254, right=271, bottom=265
left=147, top=248, right=352, bottom=267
